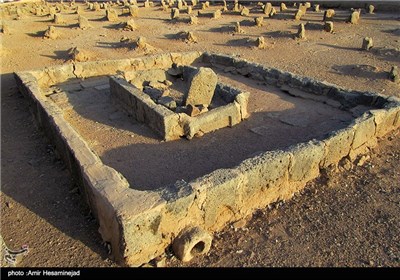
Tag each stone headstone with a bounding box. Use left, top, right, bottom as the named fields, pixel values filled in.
left=213, top=9, right=221, bottom=19
left=389, top=66, right=399, bottom=83
left=263, top=2, right=272, bottom=15
left=186, top=31, right=197, bottom=43
left=349, top=11, right=360, bottom=24
left=256, top=36, right=265, bottom=49
left=269, top=7, right=276, bottom=17
left=324, top=21, right=333, bottom=33
left=171, top=8, right=179, bottom=19
left=313, top=4, right=320, bottom=12
left=362, top=37, right=373, bottom=50
left=54, top=13, right=66, bottom=24
left=297, top=23, right=306, bottom=39
left=234, top=21, right=243, bottom=33
left=129, top=4, right=139, bottom=17
left=368, top=5, right=375, bottom=14
left=184, top=67, right=217, bottom=107
left=280, top=3, right=287, bottom=12
left=106, top=9, right=119, bottom=21
left=189, top=15, right=198, bottom=25
left=124, top=18, right=137, bottom=30
left=241, top=6, right=249, bottom=16
left=323, top=9, right=335, bottom=21
left=44, top=25, right=59, bottom=39
left=294, top=9, right=303, bottom=20
left=79, top=15, right=92, bottom=29
left=255, top=16, right=263, bottom=27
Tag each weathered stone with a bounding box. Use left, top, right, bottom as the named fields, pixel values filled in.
left=189, top=15, right=198, bottom=25
left=240, top=6, right=249, bottom=16
left=205, top=1, right=210, bottom=8
left=213, top=9, right=221, bottom=19
left=296, top=23, right=306, bottom=39
left=124, top=18, right=137, bottom=30
left=201, top=2, right=207, bottom=10
left=1, top=22, right=10, bottom=35
left=313, top=4, right=320, bottom=12
left=158, top=96, right=177, bottom=110
left=144, top=0, right=150, bottom=8
left=44, top=25, right=59, bottom=39
left=93, top=2, right=100, bottom=11
left=69, top=47, right=90, bottom=62
left=324, top=21, right=334, bottom=33
left=280, top=3, right=287, bottom=12
left=389, top=66, right=399, bottom=84
left=129, top=4, right=139, bottom=17
left=172, top=227, right=212, bottom=262
left=49, top=7, right=57, bottom=18
left=177, top=0, right=183, bottom=9
left=269, top=7, right=276, bottom=17
left=256, top=36, right=266, bottom=49
left=54, top=13, right=66, bottom=24
left=254, top=16, right=263, bottom=27
left=305, top=2, right=311, bottom=8
left=362, top=37, right=373, bottom=51
left=185, top=67, right=217, bottom=107
left=79, top=16, right=92, bottom=30
left=234, top=21, right=243, bottom=33
left=233, top=3, right=240, bottom=12
left=171, top=8, right=179, bottom=19
left=263, top=2, right=272, bottom=16
left=294, top=9, right=303, bottom=20
left=368, top=4, right=375, bottom=14
left=185, top=104, right=201, bottom=116
left=106, top=9, right=119, bottom=22
left=186, top=31, right=197, bottom=43
left=323, top=9, right=335, bottom=21
left=186, top=6, right=192, bottom=14
left=76, top=5, right=84, bottom=14
left=349, top=11, right=360, bottom=24
left=298, top=4, right=307, bottom=14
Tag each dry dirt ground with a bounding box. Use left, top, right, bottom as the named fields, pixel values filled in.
left=1, top=1, right=399, bottom=267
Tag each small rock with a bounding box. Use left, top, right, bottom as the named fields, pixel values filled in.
left=356, top=155, right=370, bottom=166
left=362, top=37, right=373, bottom=51
left=389, top=66, right=399, bottom=83
left=256, top=36, right=266, bottom=49
left=44, top=26, right=59, bottom=39
left=158, top=96, right=177, bottom=110
left=69, top=47, right=90, bottom=62
left=233, top=219, right=247, bottom=230
left=186, top=31, right=197, bottom=43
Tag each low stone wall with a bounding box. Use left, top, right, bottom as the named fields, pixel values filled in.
left=109, top=72, right=249, bottom=141
left=14, top=51, right=400, bottom=267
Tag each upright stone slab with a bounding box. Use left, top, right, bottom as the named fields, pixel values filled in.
left=184, top=67, right=218, bottom=107
left=362, top=37, right=373, bottom=50
left=263, top=2, right=272, bottom=16
left=107, top=9, right=119, bottom=21
left=349, top=11, right=360, bottom=24
left=129, top=4, right=139, bottom=17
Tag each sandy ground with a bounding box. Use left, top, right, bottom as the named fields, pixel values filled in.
left=1, top=1, right=399, bottom=267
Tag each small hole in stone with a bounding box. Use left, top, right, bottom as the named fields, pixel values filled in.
left=191, top=241, right=205, bottom=256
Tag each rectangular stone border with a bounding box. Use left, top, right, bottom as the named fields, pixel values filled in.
left=14, top=51, right=400, bottom=266
left=109, top=73, right=249, bottom=141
